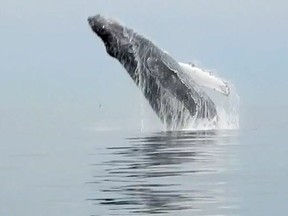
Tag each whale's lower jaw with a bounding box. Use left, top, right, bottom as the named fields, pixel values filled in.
left=88, top=14, right=217, bottom=129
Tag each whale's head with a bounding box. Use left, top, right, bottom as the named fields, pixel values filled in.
left=88, top=15, right=134, bottom=59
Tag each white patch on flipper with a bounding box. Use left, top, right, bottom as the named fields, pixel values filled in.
left=178, top=62, right=230, bottom=96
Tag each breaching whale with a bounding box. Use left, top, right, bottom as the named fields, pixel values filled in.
left=88, top=14, right=225, bottom=129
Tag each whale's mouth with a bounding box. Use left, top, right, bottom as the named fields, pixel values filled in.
left=87, top=14, right=103, bottom=26
left=88, top=14, right=120, bottom=57
left=88, top=15, right=108, bottom=37
left=87, top=16, right=96, bottom=27
left=87, top=14, right=126, bottom=48
left=88, top=15, right=121, bottom=32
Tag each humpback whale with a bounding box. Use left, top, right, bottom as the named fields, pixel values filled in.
left=88, top=14, right=221, bottom=129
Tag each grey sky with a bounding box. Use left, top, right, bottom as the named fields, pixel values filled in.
left=1, top=0, right=287, bottom=131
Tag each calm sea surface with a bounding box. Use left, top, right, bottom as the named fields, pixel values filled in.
left=1, top=125, right=287, bottom=216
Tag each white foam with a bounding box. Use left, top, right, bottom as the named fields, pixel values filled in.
left=184, top=80, right=239, bottom=130
left=139, top=66, right=240, bottom=131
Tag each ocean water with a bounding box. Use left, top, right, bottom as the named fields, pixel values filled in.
left=1, top=123, right=287, bottom=216
left=1, top=1, right=287, bottom=215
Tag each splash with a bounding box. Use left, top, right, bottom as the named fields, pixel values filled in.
left=181, top=63, right=239, bottom=130
left=185, top=81, right=240, bottom=130
left=139, top=64, right=240, bottom=131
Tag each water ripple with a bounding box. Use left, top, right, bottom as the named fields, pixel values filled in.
left=88, top=130, right=239, bottom=215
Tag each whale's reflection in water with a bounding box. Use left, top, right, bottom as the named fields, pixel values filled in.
left=89, top=130, right=239, bottom=215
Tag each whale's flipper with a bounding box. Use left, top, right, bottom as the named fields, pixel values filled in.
left=179, top=62, right=230, bottom=96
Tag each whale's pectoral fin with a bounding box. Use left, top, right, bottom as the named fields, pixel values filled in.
left=178, top=62, right=230, bottom=96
